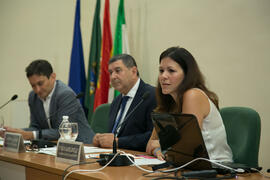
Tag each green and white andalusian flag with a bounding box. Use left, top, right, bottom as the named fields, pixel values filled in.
left=109, top=0, right=130, bottom=100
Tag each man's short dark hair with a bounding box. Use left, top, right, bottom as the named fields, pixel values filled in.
left=25, top=59, right=53, bottom=78
left=109, top=54, right=139, bottom=76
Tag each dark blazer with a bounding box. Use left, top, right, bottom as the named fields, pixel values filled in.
left=24, top=80, right=95, bottom=144
left=109, top=79, right=156, bottom=151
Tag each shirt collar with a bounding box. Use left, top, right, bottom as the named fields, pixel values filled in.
left=123, top=78, right=140, bottom=98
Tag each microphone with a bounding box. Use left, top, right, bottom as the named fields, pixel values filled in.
left=99, top=91, right=150, bottom=166
left=0, top=94, right=18, bottom=110
left=75, top=92, right=84, bottom=99
left=114, top=91, right=150, bottom=136
left=113, top=91, right=150, bottom=152
left=11, top=94, right=18, bottom=101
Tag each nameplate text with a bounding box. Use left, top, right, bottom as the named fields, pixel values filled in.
left=56, top=140, right=85, bottom=164
left=3, top=132, right=25, bottom=153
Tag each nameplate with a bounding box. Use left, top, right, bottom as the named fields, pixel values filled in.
left=3, top=132, right=25, bottom=153
left=56, top=140, right=85, bottom=164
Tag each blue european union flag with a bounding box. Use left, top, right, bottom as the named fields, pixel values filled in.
left=68, top=0, right=86, bottom=106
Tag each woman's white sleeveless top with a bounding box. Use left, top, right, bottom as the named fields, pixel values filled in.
left=197, top=89, right=233, bottom=162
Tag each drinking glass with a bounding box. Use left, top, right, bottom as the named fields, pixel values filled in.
left=70, top=123, right=78, bottom=141
left=59, top=123, right=72, bottom=140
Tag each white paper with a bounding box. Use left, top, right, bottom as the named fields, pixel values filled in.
left=38, top=146, right=57, bottom=155
left=134, top=158, right=165, bottom=166
left=83, top=146, right=112, bottom=153
left=38, top=146, right=112, bottom=157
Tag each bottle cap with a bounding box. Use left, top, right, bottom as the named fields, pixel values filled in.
left=62, top=115, right=69, bottom=120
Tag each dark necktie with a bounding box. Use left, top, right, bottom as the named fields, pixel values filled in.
left=112, top=96, right=129, bottom=134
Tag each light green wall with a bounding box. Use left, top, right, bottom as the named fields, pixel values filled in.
left=0, top=0, right=269, bottom=171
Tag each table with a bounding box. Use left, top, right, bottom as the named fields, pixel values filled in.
left=0, top=147, right=268, bottom=180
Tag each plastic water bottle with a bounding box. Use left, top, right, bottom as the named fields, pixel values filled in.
left=59, top=116, right=71, bottom=140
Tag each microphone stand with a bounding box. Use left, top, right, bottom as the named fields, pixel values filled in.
left=98, top=92, right=150, bottom=166
left=98, top=91, right=150, bottom=166
left=98, top=133, right=134, bottom=166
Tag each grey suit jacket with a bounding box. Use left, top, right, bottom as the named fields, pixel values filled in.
left=24, top=80, right=94, bottom=144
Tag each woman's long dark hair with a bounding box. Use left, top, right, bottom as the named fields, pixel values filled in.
left=155, top=46, right=219, bottom=113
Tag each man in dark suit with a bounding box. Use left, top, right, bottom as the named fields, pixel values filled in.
left=92, top=54, right=156, bottom=151
left=0, top=60, right=94, bottom=144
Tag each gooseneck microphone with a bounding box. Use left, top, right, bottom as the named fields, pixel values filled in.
left=75, top=92, right=84, bottom=99
left=113, top=91, right=150, bottom=142
left=115, top=91, right=150, bottom=134
left=99, top=91, right=150, bottom=166
left=11, top=94, right=18, bottom=101
left=0, top=94, right=18, bottom=110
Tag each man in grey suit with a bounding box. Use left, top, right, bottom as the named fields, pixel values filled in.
left=0, top=59, right=94, bottom=144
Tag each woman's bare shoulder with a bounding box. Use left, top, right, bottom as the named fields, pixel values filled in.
left=183, top=88, right=207, bottom=100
